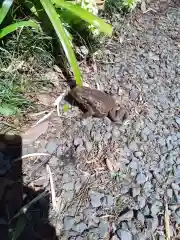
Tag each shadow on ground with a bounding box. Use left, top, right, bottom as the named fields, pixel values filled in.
left=0, top=134, right=57, bottom=240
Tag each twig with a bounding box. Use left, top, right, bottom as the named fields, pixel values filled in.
left=46, top=164, right=57, bottom=211
left=13, top=153, right=50, bottom=162
left=164, top=198, right=170, bottom=240
left=10, top=190, right=48, bottom=223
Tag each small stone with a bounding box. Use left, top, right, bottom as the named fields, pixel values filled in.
left=64, top=216, right=75, bottom=230
left=112, top=127, right=120, bottom=138
left=134, top=151, right=143, bottom=158
left=116, top=229, right=132, bottom=240
left=151, top=201, right=162, bottom=216
left=118, top=210, right=134, bottom=222
left=62, top=173, right=72, bottom=183
left=111, top=236, right=119, bottom=240
left=129, top=89, right=138, bottom=101
left=167, top=189, right=173, bottom=198
left=171, top=182, right=180, bottom=191
left=85, top=141, right=93, bottom=152
left=176, top=208, right=180, bottom=217
left=99, top=221, right=109, bottom=237
left=46, top=141, right=58, bottom=154
left=136, top=173, right=147, bottom=184
left=74, top=138, right=83, bottom=146
left=137, top=211, right=145, bottom=225
left=158, top=137, right=166, bottom=146
left=89, top=191, right=104, bottom=208
left=175, top=117, right=180, bottom=125
left=49, top=156, right=59, bottom=166
left=72, top=222, right=87, bottom=233
left=145, top=216, right=158, bottom=232
left=144, top=181, right=153, bottom=194
left=106, top=195, right=114, bottom=207
left=120, top=185, right=130, bottom=194
left=143, top=205, right=150, bottom=215
left=129, top=141, right=138, bottom=151
left=63, top=182, right=75, bottom=191
left=87, top=232, right=99, bottom=240
left=83, top=208, right=96, bottom=219
left=62, top=191, right=74, bottom=202
left=131, top=186, right=141, bottom=197
left=104, top=132, right=112, bottom=141
left=129, top=160, right=138, bottom=170
left=76, top=145, right=85, bottom=153
left=74, top=181, right=82, bottom=193
left=138, top=196, right=146, bottom=209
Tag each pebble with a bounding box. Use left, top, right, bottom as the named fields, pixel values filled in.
left=137, top=196, right=146, bottom=209
left=85, top=141, right=93, bottom=152
left=74, top=137, right=83, bottom=146
left=151, top=201, right=162, bottom=216
left=72, top=222, right=87, bottom=233
left=129, top=160, right=138, bottom=170
left=118, top=210, right=134, bottom=222
left=46, top=141, right=58, bottom=154
left=167, top=188, right=173, bottom=198
left=175, top=117, right=180, bottom=125
left=134, top=151, right=143, bottom=158
left=129, top=141, right=138, bottom=151
left=112, top=127, right=121, bottom=138
left=136, top=173, right=147, bottom=184
left=99, top=221, right=109, bottom=237
left=62, top=191, right=74, bottom=202
left=137, top=211, right=145, bottom=225
left=89, top=191, right=104, bottom=208
left=63, top=216, right=75, bottom=230
left=63, top=182, right=75, bottom=191
left=106, top=195, right=114, bottom=207
left=145, top=216, right=158, bottom=232
left=131, top=186, right=141, bottom=197
left=116, top=229, right=132, bottom=240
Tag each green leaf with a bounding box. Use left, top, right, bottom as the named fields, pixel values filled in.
left=0, top=0, right=13, bottom=25
left=53, top=0, right=112, bottom=36
left=0, top=20, right=39, bottom=38
left=63, top=103, right=69, bottom=112
left=40, top=0, right=82, bottom=86
left=0, top=103, right=17, bottom=116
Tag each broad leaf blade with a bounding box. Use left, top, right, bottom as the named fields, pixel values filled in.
left=0, top=20, right=39, bottom=38
left=40, top=0, right=82, bottom=86
left=53, top=0, right=112, bottom=36
left=0, top=0, right=13, bottom=25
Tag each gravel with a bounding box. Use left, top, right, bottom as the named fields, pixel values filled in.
left=117, top=229, right=132, bottom=240
left=22, top=1, right=180, bottom=239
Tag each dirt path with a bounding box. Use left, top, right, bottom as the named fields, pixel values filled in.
left=22, top=1, right=180, bottom=239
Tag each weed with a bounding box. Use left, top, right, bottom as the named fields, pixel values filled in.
left=105, top=0, right=140, bottom=15
left=0, top=28, right=54, bottom=116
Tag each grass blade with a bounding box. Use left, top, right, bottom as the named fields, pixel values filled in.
left=0, top=20, right=39, bottom=38
left=53, top=0, right=112, bottom=36
left=40, top=0, right=82, bottom=86
left=0, top=0, right=13, bottom=25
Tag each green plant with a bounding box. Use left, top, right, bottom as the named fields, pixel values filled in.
left=0, top=0, right=113, bottom=86
left=0, top=73, right=33, bottom=116
left=105, top=0, right=140, bottom=14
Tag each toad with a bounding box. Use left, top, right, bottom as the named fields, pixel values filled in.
left=69, top=86, right=127, bottom=122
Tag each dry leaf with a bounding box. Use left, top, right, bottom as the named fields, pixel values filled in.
left=22, top=121, right=49, bottom=144
left=141, top=0, right=146, bottom=12
left=37, top=94, right=55, bottom=106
